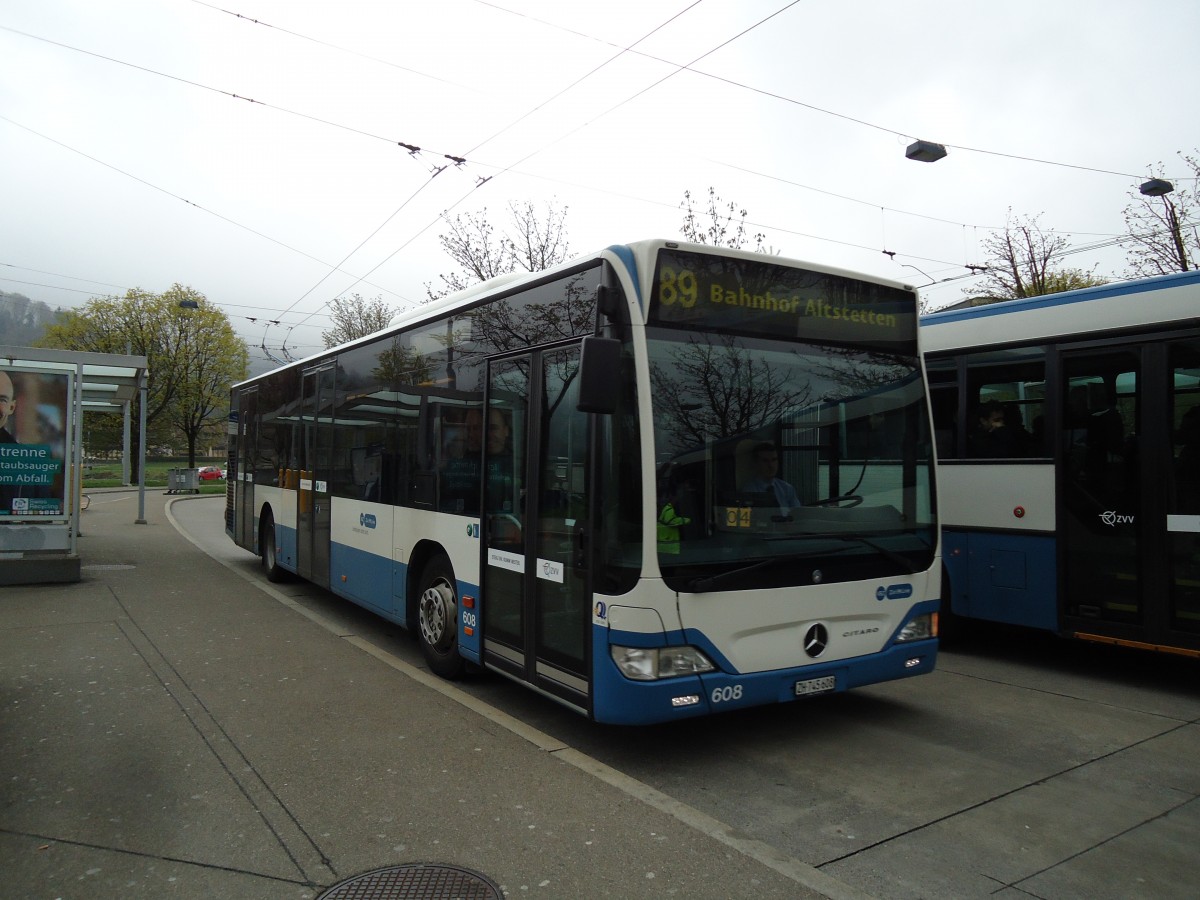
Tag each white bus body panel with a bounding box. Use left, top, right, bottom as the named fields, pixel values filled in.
left=676, top=569, right=936, bottom=673
left=937, top=464, right=1056, bottom=532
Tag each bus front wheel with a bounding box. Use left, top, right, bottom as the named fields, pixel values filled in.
left=417, top=556, right=465, bottom=679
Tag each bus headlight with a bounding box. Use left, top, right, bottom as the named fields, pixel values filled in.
left=895, top=613, right=935, bottom=643
left=610, top=645, right=716, bottom=681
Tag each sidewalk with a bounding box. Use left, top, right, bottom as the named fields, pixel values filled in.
left=0, top=492, right=845, bottom=899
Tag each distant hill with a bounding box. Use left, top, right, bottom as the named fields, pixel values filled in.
left=0, top=291, right=63, bottom=347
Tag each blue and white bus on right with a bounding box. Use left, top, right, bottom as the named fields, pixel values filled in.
left=921, top=270, right=1200, bottom=657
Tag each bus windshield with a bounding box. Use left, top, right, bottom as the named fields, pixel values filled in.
left=648, top=301, right=935, bottom=593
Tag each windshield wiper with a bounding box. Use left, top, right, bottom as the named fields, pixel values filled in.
left=686, top=546, right=853, bottom=593
left=685, top=536, right=916, bottom=593
left=832, top=536, right=915, bottom=573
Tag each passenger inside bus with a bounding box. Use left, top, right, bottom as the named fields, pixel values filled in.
left=968, top=400, right=1018, bottom=458
left=477, top=407, right=521, bottom=546
left=439, top=418, right=476, bottom=513
left=655, top=463, right=703, bottom=551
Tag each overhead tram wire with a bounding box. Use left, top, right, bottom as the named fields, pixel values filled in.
left=0, top=25, right=501, bottom=333
left=285, top=169, right=500, bottom=338
left=0, top=277, right=123, bottom=297
left=460, top=1, right=706, bottom=158
left=89, top=0, right=1182, bottom=237
left=16, top=8, right=1150, bottom=190
left=394, top=0, right=812, bottom=281
left=471, top=2, right=1170, bottom=187
left=4, top=107, right=1162, bottom=324
left=0, top=114, right=412, bottom=306
left=0, top=25, right=475, bottom=169
left=272, top=167, right=453, bottom=324
left=0, top=263, right=129, bottom=293
left=278, top=4, right=715, bottom=336
left=7, top=19, right=1175, bottom=319
left=276, top=2, right=711, bottom=336
left=707, top=158, right=1007, bottom=232
left=10, top=14, right=1167, bottom=260
left=294, top=3, right=808, bottom=322
left=481, top=0, right=808, bottom=178
left=187, top=0, right=482, bottom=94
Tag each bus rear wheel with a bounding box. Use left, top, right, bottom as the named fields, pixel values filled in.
left=261, top=512, right=287, bottom=583
left=417, top=556, right=465, bottom=679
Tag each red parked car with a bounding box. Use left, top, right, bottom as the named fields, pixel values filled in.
left=197, top=466, right=224, bottom=481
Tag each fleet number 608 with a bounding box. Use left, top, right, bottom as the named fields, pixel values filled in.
left=711, top=685, right=743, bottom=703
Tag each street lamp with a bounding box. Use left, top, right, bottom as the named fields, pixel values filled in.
left=1139, top=178, right=1174, bottom=197
left=906, top=140, right=947, bottom=163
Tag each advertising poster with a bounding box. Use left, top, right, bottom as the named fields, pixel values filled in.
left=0, top=369, right=70, bottom=518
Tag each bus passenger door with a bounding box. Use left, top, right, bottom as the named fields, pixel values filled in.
left=481, top=345, right=592, bottom=709
left=235, top=388, right=257, bottom=548
left=1166, top=340, right=1200, bottom=643
left=298, top=364, right=335, bottom=588
left=1060, top=350, right=1141, bottom=634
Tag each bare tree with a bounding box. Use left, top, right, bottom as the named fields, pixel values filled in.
left=1121, top=151, right=1199, bottom=277
left=650, top=336, right=804, bottom=455
left=426, top=200, right=571, bottom=300
left=322, top=293, right=396, bottom=349
left=965, top=210, right=1105, bottom=302
left=679, top=187, right=765, bottom=251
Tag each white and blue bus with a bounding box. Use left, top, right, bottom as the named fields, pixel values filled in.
left=227, top=240, right=939, bottom=724
left=921, top=270, right=1200, bottom=657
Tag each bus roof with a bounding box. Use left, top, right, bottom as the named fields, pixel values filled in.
left=234, top=239, right=920, bottom=389
left=919, top=269, right=1200, bottom=353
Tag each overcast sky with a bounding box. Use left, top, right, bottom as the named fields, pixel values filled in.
left=3, top=0, right=1197, bottom=366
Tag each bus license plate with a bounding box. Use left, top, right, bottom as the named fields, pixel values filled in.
left=795, top=675, right=836, bottom=696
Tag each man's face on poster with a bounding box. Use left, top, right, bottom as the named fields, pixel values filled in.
left=0, top=372, right=15, bottom=432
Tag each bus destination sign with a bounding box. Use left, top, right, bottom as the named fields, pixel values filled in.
left=647, top=248, right=915, bottom=351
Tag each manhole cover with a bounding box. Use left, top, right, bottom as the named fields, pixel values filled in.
left=316, top=864, right=502, bottom=900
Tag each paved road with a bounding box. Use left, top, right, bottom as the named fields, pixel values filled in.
left=173, top=495, right=1200, bottom=899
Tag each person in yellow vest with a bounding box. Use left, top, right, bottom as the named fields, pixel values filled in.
left=656, top=475, right=692, bottom=555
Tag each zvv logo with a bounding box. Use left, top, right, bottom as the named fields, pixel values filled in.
left=1099, top=511, right=1134, bottom=527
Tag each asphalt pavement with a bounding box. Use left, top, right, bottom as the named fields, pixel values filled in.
left=0, top=491, right=855, bottom=899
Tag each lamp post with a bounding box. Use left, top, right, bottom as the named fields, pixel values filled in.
left=177, top=299, right=198, bottom=468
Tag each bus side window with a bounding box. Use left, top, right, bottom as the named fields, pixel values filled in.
left=963, top=350, right=1048, bottom=459
left=925, top=360, right=960, bottom=459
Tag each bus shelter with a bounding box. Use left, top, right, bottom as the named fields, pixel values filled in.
left=0, top=346, right=149, bottom=585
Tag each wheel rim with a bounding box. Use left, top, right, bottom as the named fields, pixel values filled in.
left=419, top=578, right=457, bottom=652
left=264, top=525, right=276, bottom=568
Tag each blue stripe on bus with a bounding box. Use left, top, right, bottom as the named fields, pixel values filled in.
left=277, top=523, right=298, bottom=572
left=307, top=537, right=486, bottom=662
left=329, top=541, right=398, bottom=615
left=595, top=604, right=938, bottom=725
left=605, top=243, right=643, bottom=310
left=942, top=529, right=1058, bottom=631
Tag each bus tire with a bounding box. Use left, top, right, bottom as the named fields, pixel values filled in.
left=417, top=555, right=465, bottom=679
left=261, top=512, right=287, bottom=583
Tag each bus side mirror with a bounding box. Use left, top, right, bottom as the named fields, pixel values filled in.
left=577, top=336, right=620, bottom=414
